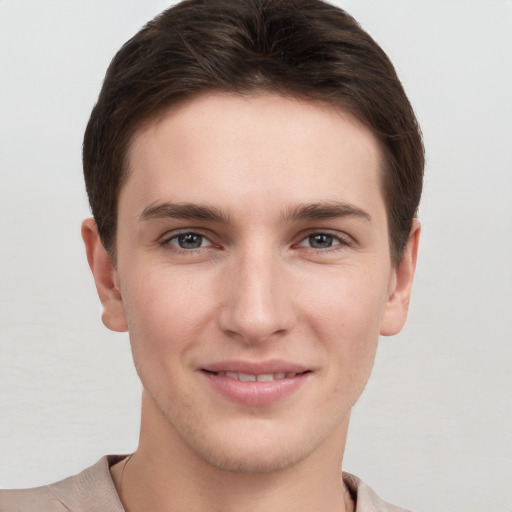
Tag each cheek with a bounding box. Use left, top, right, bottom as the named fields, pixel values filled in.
left=119, top=274, right=199, bottom=406
left=310, top=287, right=383, bottom=408
left=120, top=268, right=217, bottom=356
left=308, top=268, right=389, bottom=334
left=304, top=268, right=389, bottom=382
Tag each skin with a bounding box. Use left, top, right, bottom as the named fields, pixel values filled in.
left=83, top=92, right=419, bottom=512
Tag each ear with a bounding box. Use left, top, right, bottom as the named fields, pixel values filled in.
left=81, top=218, right=128, bottom=332
left=380, top=219, right=421, bottom=336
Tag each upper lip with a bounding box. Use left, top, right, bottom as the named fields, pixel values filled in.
left=200, top=359, right=310, bottom=375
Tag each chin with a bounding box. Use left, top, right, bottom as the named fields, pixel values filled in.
left=175, top=418, right=323, bottom=475
left=193, top=440, right=312, bottom=475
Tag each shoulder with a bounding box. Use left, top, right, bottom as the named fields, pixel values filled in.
left=343, top=472, right=413, bottom=512
left=0, top=456, right=126, bottom=512
left=0, top=485, right=65, bottom=512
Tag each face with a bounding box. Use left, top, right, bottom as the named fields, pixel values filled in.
left=84, top=93, right=418, bottom=474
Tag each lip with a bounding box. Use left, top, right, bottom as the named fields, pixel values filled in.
left=202, top=359, right=310, bottom=375
left=199, top=359, right=311, bottom=407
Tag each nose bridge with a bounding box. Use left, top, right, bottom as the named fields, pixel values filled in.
left=219, top=242, right=292, bottom=343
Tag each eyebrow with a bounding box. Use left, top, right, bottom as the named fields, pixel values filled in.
left=282, top=201, right=372, bottom=223
left=139, top=200, right=371, bottom=225
left=139, top=202, right=231, bottom=224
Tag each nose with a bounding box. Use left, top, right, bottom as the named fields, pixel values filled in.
left=217, top=247, right=295, bottom=344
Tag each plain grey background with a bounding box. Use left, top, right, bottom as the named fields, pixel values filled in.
left=1, top=1, right=511, bottom=510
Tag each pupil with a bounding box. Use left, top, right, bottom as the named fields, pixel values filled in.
left=310, top=234, right=332, bottom=248
left=178, top=233, right=202, bottom=249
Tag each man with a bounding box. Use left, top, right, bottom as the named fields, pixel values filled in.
left=0, top=0, right=423, bottom=510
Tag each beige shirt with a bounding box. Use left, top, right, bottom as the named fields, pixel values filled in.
left=0, top=456, right=412, bottom=511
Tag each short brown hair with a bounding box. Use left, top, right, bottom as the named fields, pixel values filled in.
left=83, top=0, right=424, bottom=263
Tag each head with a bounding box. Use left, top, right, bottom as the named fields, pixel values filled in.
left=83, top=0, right=423, bottom=265
left=81, top=0, right=423, bottom=477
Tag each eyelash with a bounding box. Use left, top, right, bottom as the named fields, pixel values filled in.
left=296, top=230, right=352, bottom=252
left=160, top=230, right=216, bottom=254
left=160, top=229, right=352, bottom=254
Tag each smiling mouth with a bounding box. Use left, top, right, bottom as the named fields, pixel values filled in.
left=203, top=370, right=309, bottom=382
left=201, top=368, right=311, bottom=406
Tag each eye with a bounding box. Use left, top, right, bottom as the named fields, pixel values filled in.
left=299, top=233, right=341, bottom=249
left=166, top=232, right=212, bottom=250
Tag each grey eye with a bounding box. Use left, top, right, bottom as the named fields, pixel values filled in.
left=307, top=234, right=336, bottom=248
left=171, top=233, right=209, bottom=249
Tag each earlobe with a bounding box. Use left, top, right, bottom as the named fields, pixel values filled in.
left=81, top=218, right=128, bottom=332
left=380, top=219, right=421, bottom=336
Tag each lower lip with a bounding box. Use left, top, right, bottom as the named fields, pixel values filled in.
left=201, top=371, right=310, bottom=407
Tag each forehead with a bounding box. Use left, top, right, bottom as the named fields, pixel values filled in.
left=123, top=92, right=385, bottom=220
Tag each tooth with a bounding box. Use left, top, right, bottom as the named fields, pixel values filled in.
left=225, top=371, right=238, bottom=380
left=256, top=374, right=274, bottom=382
left=285, top=372, right=297, bottom=378
left=238, top=373, right=256, bottom=382
left=274, top=373, right=286, bottom=380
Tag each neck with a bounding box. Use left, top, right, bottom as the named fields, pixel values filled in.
left=111, top=393, right=354, bottom=512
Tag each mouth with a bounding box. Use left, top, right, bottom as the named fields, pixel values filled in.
left=200, top=364, right=311, bottom=406
left=202, top=370, right=310, bottom=382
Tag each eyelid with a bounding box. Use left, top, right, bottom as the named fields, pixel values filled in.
left=159, top=228, right=218, bottom=250
left=169, top=233, right=212, bottom=248
left=294, top=229, right=353, bottom=249
left=160, top=227, right=211, bottom=240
